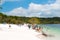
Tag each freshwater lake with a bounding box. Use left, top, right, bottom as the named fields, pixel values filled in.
left=39, top=24, right=60, bottom=40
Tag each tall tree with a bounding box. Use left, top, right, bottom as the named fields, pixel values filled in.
left=28, top=17, right=40, bottom=24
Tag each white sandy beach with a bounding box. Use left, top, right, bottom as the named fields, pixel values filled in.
left=0, top=24, right=59, bottom=40
left=0, top=24, right=47, bottom=40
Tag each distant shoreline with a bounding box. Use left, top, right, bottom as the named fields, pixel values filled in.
left=0, top=13, right=60, bottom=24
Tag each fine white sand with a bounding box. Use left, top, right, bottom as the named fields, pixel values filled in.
left=0, top=24, right=58, bottom=40
left=0, top=24, right=46, bottom=40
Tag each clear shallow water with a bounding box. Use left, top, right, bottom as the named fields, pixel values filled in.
left=39, top=24, right=60, bottom=40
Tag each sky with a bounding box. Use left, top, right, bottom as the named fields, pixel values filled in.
left=0, top=0, right=60, bottom=17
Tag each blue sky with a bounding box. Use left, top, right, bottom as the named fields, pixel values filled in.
left=1, top=0, right=55, bottom=12
left=0, top=0, right=60, bottom=17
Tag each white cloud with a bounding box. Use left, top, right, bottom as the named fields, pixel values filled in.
left=6, top=7, right=28, bottom=16
left=5, top=0, right=60, bottom=17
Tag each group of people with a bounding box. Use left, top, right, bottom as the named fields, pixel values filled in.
left=28, top=24, right=43, bottom=32
left=8, top=24, right=42, bottom=31
left=8, top=24, right=48, bottom=37
left=30, top=24, right=48, bottom=37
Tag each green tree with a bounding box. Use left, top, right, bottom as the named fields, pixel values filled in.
left=28, top=17, right=40, bottom=24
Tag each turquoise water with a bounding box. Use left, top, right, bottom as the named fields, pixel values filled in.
left=39, top=24, right=60, bottom=33
left=39, top=24, right=60, bottom=40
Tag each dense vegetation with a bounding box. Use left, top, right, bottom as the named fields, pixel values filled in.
left=0, top=13, right=60, bottom=24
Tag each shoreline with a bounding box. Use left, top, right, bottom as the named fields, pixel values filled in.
left=0, top=24, right=43, bottom=40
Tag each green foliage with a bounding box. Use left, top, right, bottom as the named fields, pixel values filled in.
left=0, top=13, right=60, bottom=24
left=28, top=17, right=40, bottom=24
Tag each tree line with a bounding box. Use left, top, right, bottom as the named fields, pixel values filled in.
left=0, top=13, right=60, bottom=24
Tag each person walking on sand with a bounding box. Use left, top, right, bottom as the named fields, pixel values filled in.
left=28, top=24, right=31, bottom=29
left=36, top=27, right=42, bottom=32
left=32, top=24, right=38, bottom=29
left=9, top=24, right=11, bottom=28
